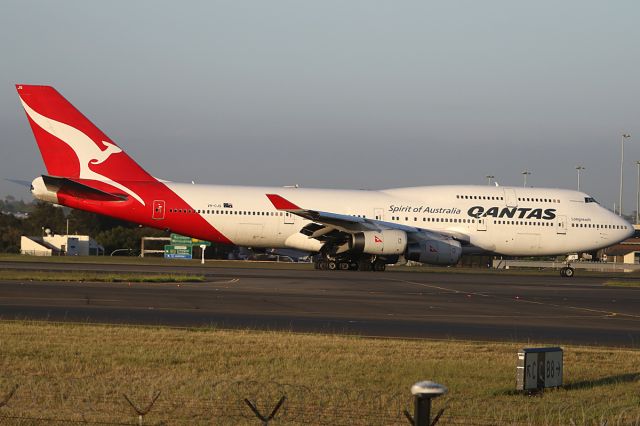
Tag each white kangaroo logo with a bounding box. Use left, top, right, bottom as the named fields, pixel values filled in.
left=20, top=98, right=145, bottom=205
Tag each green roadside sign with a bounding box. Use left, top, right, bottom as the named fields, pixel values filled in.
left=164, top=244, right=193, bottom=259
left=170, top=234, right=211, bottom=247
left=170, top=233, right=193, bottom=245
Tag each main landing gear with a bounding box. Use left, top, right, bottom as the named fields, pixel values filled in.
left=559, top=266, right=575, bottom=278
left=313, top=255, right=387, bottom=272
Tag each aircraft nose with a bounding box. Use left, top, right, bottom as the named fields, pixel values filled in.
left=623, top=220, right=636, bottom=239
left=614, top=214, right=635, bottom=239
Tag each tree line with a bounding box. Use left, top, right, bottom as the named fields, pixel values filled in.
left=0, top=197, right=232, bottom=257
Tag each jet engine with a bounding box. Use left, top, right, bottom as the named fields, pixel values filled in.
left=348, top=230, right=408, bottom=255
left=406, top=238, right=462, bottom=265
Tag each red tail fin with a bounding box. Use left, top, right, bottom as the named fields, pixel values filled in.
left=16, top=85, right=154, bottom=184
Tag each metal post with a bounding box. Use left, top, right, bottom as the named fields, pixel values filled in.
left=486, top=175, right=494, bottom=186
left=522, top=171, right=531, bottom=188
left=405, top=381, right=447, bottom=426
left=576, top=166, right=585, bottom=191
left=636, top=161, right=640, bottom=224
left=620, top=134, right=631, bottom=216
left=413, top=394, right=431, bottom=426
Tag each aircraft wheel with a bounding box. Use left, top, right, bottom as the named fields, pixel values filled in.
left=339, top=262, right=350, bottom=270
left=564, top=267, right=575, bottom=278
left=373, top=262, right=386, bottom=272
left=560, top=267, right=566, bottom=277
left=358, top=260, right=372, bottom=271
left=318, top=261, right=328, bottom=270
left=327, top=261, right=337, bottom=270
left=349, top=262, right=359, bottom=271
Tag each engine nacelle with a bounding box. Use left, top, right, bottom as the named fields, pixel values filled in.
left=350, top=230, right=407, bottom=255
left=285, top=232, right=324, bottom=252
left=406, top=238, right=462, bottom=265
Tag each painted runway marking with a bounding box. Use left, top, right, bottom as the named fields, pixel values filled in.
left=209, top=278, right=240, bottom=285
left=386, top=278, right=490, bottom=297
left=389, top=278, right=640, bottom=320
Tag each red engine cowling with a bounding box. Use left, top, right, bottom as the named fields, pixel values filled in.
left=406, top=238, right=462, bottom=265
left=350, top=230, right=408, bottom=255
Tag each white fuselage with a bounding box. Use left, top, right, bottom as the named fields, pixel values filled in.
left=165, top=183, right=633, bottom=256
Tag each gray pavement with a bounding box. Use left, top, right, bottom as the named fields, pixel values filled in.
left=0, top=261, right=638, bottom=347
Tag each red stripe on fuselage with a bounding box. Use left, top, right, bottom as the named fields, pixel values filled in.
left=56, top=179, right=232, bottom=244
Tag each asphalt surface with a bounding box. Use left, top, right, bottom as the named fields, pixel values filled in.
left=0, top=260, right=639, bottom=347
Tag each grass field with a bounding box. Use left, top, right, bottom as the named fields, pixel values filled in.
left=0, top=254, right=314, bottom=270
left=0, top=270, right=205, bottom=283
left=605, top=279, right=640, bottom=288
left=0, top=322, right=638, bottom=425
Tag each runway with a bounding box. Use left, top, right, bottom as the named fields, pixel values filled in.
left=0, top=261, right=639, bottom=347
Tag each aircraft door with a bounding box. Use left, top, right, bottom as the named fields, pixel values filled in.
left=503, top=188, right=518, bottom=207
left=284, top=211, right=295, bottom=224
left=374, top=208, right=384, bottom=221
left=477, top=217, right=487, bottom=231
left=152, top=200, right=165, bottom=220
left=556, top=215, right=567, bottom=234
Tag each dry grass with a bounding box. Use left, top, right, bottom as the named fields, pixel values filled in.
left=0, top=322, right=638, bottom=425
left=0, top=254, right=314, bottom=270
left=604, top=279, right=640, bottom=288
left=0, top=270, right=205, bottom=282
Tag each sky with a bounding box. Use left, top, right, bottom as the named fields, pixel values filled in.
left=1, top=1, right=639, bottom=213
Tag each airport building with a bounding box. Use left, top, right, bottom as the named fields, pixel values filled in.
left=21, top=234, right=104, bottom=256
left=603, top=224, right=640, bottom=264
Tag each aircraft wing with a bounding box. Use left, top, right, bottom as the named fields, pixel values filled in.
left=266, top=193, right=471, bottom=244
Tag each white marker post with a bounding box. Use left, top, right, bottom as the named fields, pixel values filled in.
left=200, top=244, right=207, bottom=264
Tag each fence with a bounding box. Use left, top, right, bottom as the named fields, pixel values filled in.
left=0, top=379, right=638, bottom=425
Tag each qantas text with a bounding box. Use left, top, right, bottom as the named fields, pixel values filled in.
left=468, top=206, right=556, bottom=220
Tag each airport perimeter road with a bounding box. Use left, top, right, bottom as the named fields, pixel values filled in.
left=0, top=262, right=638, bottom=347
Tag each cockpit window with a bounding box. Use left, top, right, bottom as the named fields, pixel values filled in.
left=584, top=197, right=598, bottom=204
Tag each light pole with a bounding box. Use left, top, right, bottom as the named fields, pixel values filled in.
left=619, top=133, right=631, bottom=216
left=576, top=166, right=585, bottom=191
left=522, top=170, right=531, bottom=187
left=486, top=175, right=494, bottom=186
left=636, top=160, right=640, bottom=224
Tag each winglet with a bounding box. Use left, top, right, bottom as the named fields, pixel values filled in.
left=266, top=194, right=301, bottom=210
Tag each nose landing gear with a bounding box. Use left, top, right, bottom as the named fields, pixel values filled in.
left=560, top=266, right=575, bottom=277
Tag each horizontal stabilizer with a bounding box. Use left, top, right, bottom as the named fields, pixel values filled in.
left=5, top=178, right=32, bottom=188
left=41, top=175, right=128, bottom=202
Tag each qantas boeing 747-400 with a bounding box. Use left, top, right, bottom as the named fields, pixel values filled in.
left=15, top=85, right=634, bottom=276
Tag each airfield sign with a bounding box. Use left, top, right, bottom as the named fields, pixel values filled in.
left=170, top=234, right=193, bottom=245
left=166, top=234, right=210, bottom=260
left=516, top=347, right=563, bottom=391
left=164, top=244, right=193, bottom=259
